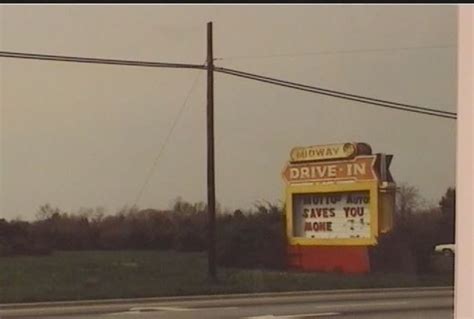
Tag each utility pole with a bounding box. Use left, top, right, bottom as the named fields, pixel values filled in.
left=206, top=21, right=217, bottom=280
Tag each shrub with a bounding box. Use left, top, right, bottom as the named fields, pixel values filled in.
left=217, top=204, right=287, bottom=269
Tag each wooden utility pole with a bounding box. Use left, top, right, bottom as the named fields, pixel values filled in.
left=206, top=21, right=217, bottom=280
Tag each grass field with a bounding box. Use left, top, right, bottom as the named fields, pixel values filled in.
left=0, top=250, right=454, bottom=303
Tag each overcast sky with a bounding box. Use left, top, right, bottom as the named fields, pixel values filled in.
left=0, top=5, right=457, bottom=220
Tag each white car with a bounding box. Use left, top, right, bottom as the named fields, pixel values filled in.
left=434, top=244, right=455, bottom=256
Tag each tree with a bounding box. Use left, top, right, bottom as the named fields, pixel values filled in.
left=439, top=187, right=455, bottom=216
left=438, top=187, right=455, bottom=243
left=76, top=206, right=106, bottom=223
left=396, top=183, right=422, bottom=222
left=35, top=203, right=63, bottom=221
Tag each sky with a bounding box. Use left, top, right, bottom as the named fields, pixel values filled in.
left=0, top=5, right=457, bottom=220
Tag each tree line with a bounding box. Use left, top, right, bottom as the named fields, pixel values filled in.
left=0, top=198, right=286, bottom=268
left=0, top=186, right=455, bottom=274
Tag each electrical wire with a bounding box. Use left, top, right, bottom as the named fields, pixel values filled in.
left=132, top=70, right=203, bottom=207
left=215, top=67, right=456, bottom=120
left=0, top=50, right=456, bottom=119
left=216, top=67, right=456, bottom=116
left=0, top=51, right=206, bottom=70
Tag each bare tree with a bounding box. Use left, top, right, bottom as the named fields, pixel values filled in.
left=396, top=183, right=422, bottom=221
left=35, top=203, right=63, bottom=221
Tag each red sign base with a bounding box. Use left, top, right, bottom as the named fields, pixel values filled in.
left=287, top=245, right=370, bottom=274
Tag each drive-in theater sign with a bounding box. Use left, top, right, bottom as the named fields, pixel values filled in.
left=282, top=142, right=396, bottom=273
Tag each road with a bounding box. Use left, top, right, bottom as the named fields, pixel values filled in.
left=0, top=287, right=453, bottom=319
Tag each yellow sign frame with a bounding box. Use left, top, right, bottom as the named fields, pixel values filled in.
left=285, top=181, right=379, bottom=246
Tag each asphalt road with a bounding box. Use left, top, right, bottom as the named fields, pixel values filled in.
left=1, top=287, right=454, bottom=319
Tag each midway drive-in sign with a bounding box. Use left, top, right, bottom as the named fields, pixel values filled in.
left=283, top=142, right=396, bottom=274
left=282, top=156, right=377, bottom=184
left=282, top=142, right=394, bottom=246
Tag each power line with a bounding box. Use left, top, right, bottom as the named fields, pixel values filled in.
left=215, top=67, right=457, bottom=120
left=0, top=50, right=456, bottom=119
left=217, top=67, right=456, bottom=116
left=215, top=44, right=456, bottom=61
left=0, top=51, right=205, bottom=70
left=132, top=71, right=203, bottom=207
left=217, top=67, right=456, bottom=119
